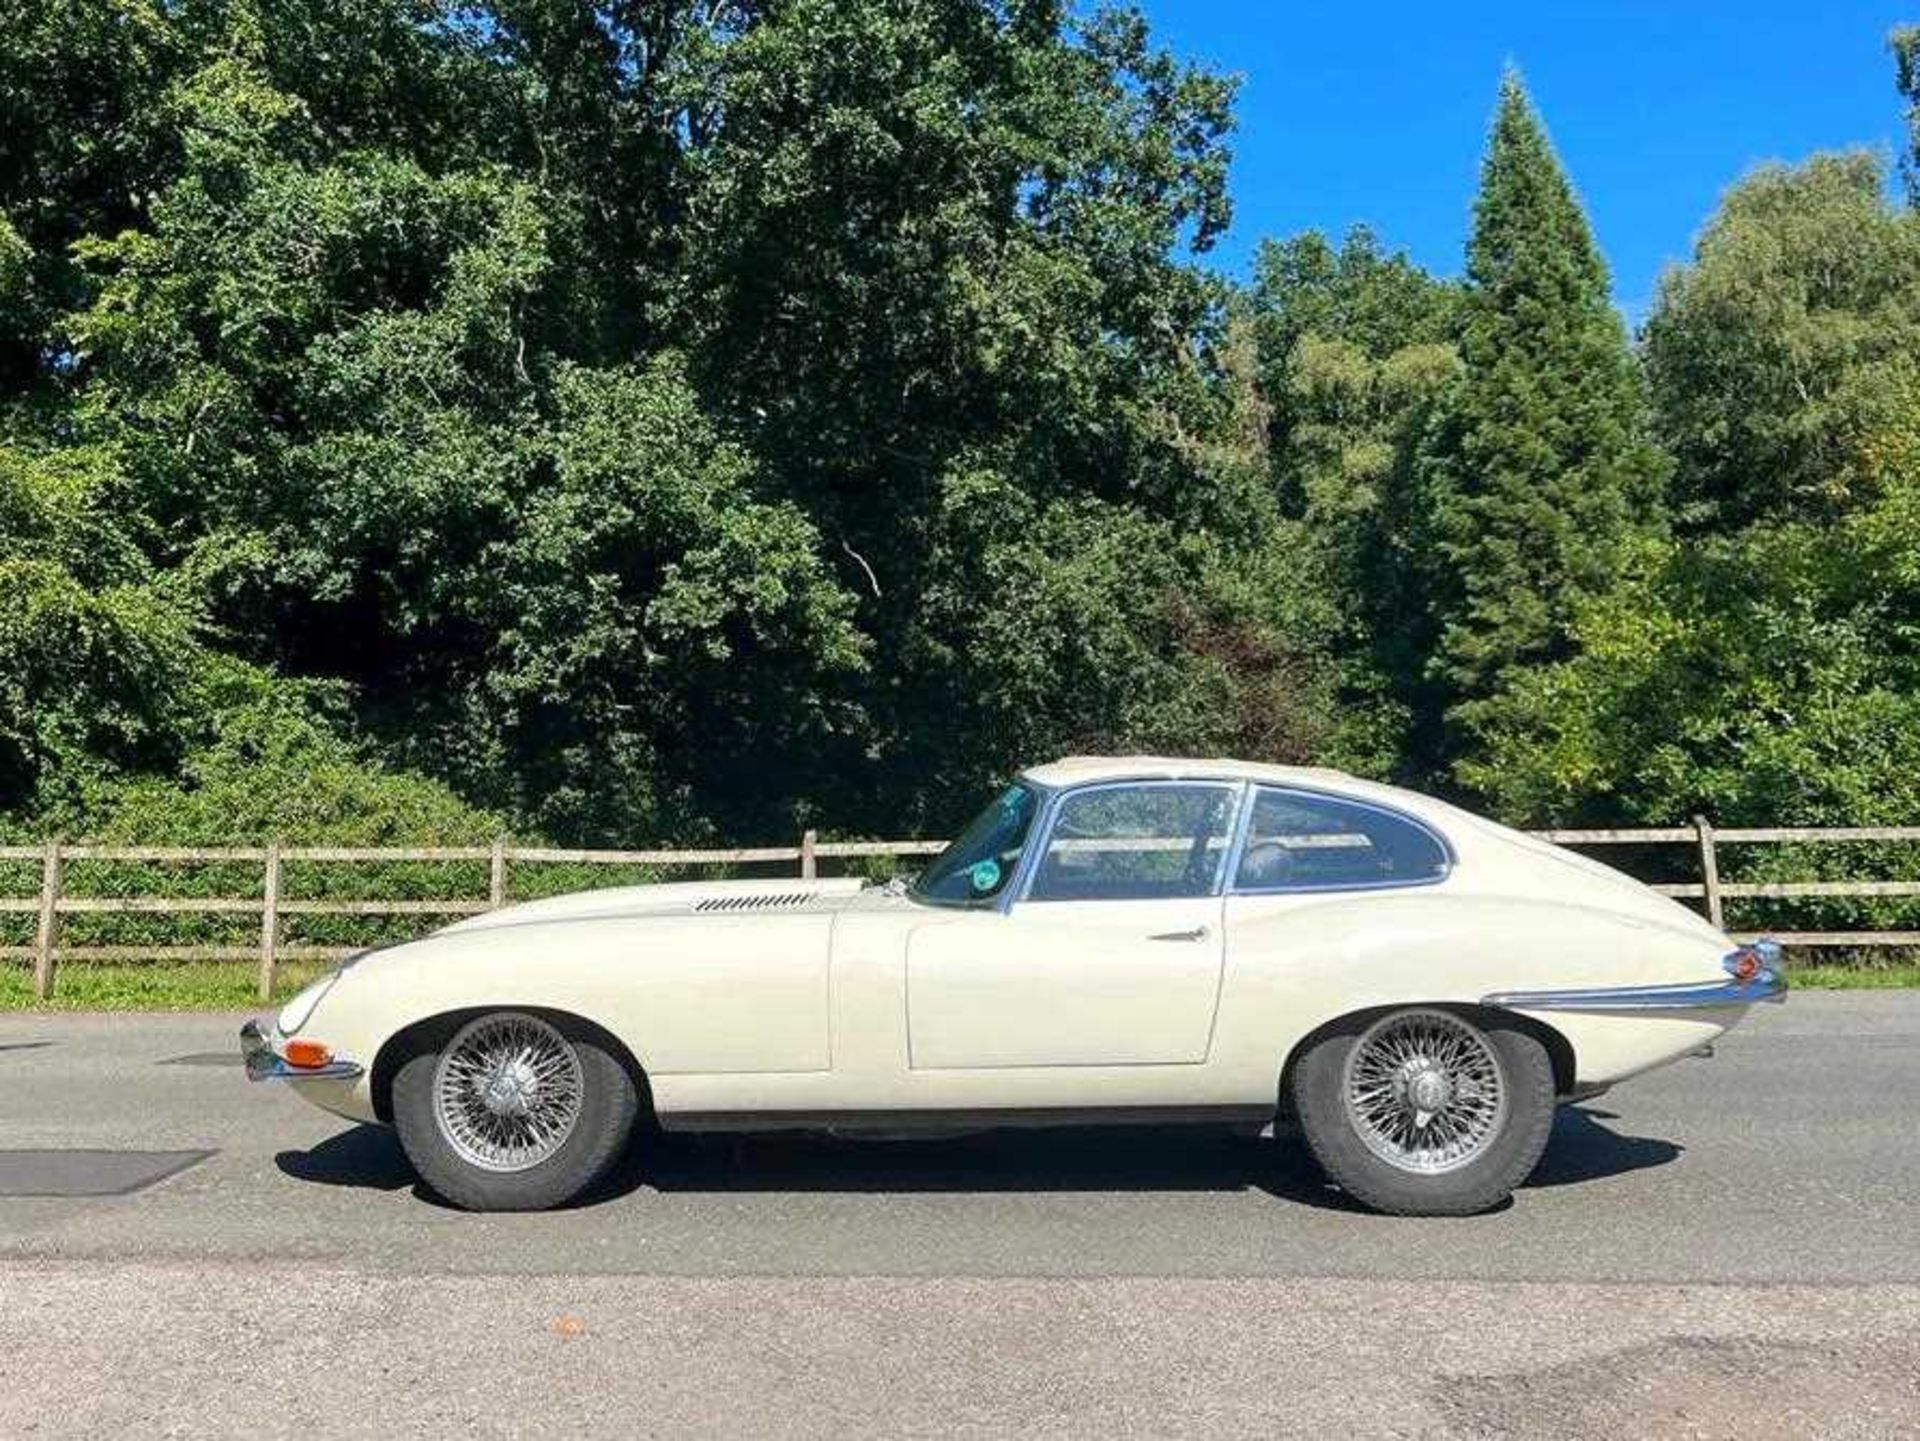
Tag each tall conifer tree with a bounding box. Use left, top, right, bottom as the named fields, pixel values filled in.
left=1895, top=25, right=1920, bottom=202
left=1421, top=69, right=1665, bottom=762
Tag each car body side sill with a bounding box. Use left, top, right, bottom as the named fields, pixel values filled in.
left=656, top=1104, right=1276, bottom=1134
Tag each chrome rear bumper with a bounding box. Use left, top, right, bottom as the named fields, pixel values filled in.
left=1483, top=940, right=1788, bottom=1013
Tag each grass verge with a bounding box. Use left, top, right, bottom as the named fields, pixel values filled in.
left=1788, top=962, right=1920, bottom=989
left=0, top=959, right=336, bottom=1011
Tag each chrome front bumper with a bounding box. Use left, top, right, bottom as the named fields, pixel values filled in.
left=1483, top=941, right=1788, bottom=1013
left=240, top=1020, right=364, bottom=1082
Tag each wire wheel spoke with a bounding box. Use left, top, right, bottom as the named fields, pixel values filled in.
left=432, top=1013, right=586, bottom=1173
left=1341, top=1010, right=1508, bottom=1176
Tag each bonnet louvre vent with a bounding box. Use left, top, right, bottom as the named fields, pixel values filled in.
left=694, top=892, right=816, bottom=913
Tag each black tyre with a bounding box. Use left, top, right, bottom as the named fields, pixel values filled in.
left=391, top=1010, right=639, bottom=1211
left=1291, top=1006, right=1555, bottom=1216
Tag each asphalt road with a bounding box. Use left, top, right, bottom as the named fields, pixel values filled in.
left=0, top=994, right=1916, bottom=1437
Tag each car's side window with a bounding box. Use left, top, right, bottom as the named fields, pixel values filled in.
left=1027, top=784, right=1236, bottom=902
left=1232, top=788, right=1449, bottom=892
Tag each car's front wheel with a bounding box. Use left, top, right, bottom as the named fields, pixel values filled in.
left=391, top=1011, right=638, bottom=1211
left=1291, top=1007, right=1555, bottom=1216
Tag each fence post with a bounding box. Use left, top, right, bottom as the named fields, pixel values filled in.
left=489, top=837, right=509, bottom=908
left=1693, top=815, right=1724, bottom=929
left=256, top=841, right=283, bottom=1003
left=32, top=840, right=63, bottom=1002
left=799, top=829, right=818, bottom=880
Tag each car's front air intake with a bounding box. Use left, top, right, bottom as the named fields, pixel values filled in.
left=692, top=892, right=818, bottom=913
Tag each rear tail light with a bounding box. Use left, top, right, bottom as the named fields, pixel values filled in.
left=1723, top=939, right=1782, bottom=985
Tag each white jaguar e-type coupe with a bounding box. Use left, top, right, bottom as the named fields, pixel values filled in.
left=243, top=756, right=1784, bottom=1215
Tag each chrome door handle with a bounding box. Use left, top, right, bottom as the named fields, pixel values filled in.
left=1148, top=925, right=1209, bottom=942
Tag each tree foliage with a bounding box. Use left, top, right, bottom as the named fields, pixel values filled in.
left=1246, top=226, right=1461, bottom=776
left=1, top=0, right=1350, bottom=844
left=1418, top=73, right=1666, bottom=750
left=1897, top=24, right=1920, bottom=201
left=1646, top=153, right=1920, bottom=531
left=3, top=7, right=1920, bottom=849
left=1467, top=151, right=1920, bottom=826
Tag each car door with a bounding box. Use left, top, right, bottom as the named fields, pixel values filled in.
left=905, top=781, right=1239, bottom=1069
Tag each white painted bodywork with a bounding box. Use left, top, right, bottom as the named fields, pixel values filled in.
left=265, top=757, right=1766, bottom=1128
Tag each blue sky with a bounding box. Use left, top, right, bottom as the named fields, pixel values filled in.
left=1133, top=2, right=1914, bottom=321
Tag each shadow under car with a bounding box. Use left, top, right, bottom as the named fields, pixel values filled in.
left=274, top=1103, right=1678, bottom=1212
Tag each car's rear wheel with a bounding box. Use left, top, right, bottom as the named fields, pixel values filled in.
left=391, top=1011, right=638, bottom=1211
left=1291, top=1007, right=1555, bottom=1216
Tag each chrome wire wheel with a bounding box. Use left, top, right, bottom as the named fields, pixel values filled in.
left=431, top=1013, right=586, bottom=1173
left=1341, top=1009, right=1508, bottom=1176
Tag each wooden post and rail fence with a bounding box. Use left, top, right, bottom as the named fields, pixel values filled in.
left=5, top=820, right=1920, bottom=1003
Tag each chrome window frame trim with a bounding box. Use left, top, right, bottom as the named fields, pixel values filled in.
left=1223, top=784, right=1456, bottom=898
left=908, top=779, right=1052, bottom=914
left=1011, top=777, right=1248, bottom=907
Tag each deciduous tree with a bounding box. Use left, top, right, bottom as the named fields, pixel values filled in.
left=1466, top=153, right=1920, bottom=827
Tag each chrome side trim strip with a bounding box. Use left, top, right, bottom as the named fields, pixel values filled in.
left=1480, top=974, right=1786, bottom=1012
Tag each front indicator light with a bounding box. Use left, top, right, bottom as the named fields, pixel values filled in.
left=282, top=1039, right=334, bottom=1069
